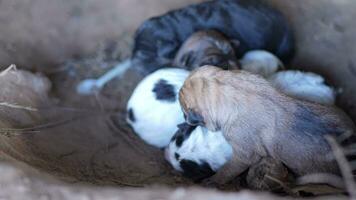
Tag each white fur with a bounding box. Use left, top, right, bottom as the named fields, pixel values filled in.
left=165, top=126, right=233, bottom=172
left=240, top=50, right=284, bottom=78
left=126, top=68, right=189, bottom=148
left=240, top=50, right=335, bottom=105
left=269, top=70, right=336, bottom=105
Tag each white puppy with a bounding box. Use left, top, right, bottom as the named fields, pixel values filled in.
left=126, top=68, right=189, bottom=148
left=240, top=50, right=284, bottom=78
left=241, top=50, right=336, bottom=105
left=269, top=70, right=336, bottom=105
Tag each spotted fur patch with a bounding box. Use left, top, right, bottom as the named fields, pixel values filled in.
left=152, top=79, right=176, bottom=102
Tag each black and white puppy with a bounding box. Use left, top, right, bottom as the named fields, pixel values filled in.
left=132, top=0, right=294, bottom=74
left=126, top=68, right=189, bottom=148
left=165, top=123, right=233, bottom=182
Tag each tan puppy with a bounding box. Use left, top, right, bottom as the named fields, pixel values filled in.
left=179, top=65, right=355, bottom=185
left=173, top=30, right=240, bottom=70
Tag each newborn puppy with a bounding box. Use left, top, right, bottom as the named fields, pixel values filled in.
left=132, top=0, right=294, bottom=74
left=165, top=123, right=233, bottom=182
left=165, top=70, right=335, bottom=187
left=165, top=51, right=335, bottom=185
left=173, top=30, right=240, bottom=70
left=240, top=50, right=284, bottom=78
left=240, top=50, right=336, bottom=105
left=78, top=0, right=294, bottom=94
left=179, top=65, right=355, bottom=185
left=269, top=70, right=336, bottom=105
left=126, top=68, right=189, bottom=148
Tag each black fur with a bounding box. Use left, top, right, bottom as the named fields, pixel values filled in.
left=180, top=159, right=216, bottom=182
left=175, top=153, right=180, bottom=160
left=127, top=108, right=136, bottom=122
left=132, top=0, right=294, bottom=74
left=171, top=123, right=216, bottom=181
left=293, top=104, right=345, bottom=137
left=186, top=109, right=204, bottom=126
left=152, top=79, right=176, bottom=102
left=171, top=123, right=197, bottom=147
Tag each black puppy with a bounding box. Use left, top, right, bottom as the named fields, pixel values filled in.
left=132, top=0, right=294, bottom=74
left=77, top=0, right=294, bottom=94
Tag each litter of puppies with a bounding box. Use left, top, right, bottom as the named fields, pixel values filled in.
left=77, top=0, right=355, bottom=196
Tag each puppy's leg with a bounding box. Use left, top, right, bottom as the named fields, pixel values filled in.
left=77, top=59, right=131, bottom=95
left=208, top=151, right=250, bottom=185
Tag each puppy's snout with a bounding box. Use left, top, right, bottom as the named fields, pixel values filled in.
left=186, top=110, right=204, bottom=126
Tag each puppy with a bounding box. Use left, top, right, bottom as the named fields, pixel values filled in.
left=165, top=122, right=233, bottom=182
left=165, top=68, right=335, bottom=187
left=269, top=70, right=336, bottom=105
left=240, top=50, right=284, bottom=78
left=173, top=30, right=240, bottom=70
left=126, top=68, right=189, bottom=148
left=166, top=51, right=336, bottom=185
left=78, top=0, right=294, bottom=94
left=240, top=50, right=336, bottom=105
left=179, top=65, right=355, bottom=185
left=132, top=0, right=294, bottom=74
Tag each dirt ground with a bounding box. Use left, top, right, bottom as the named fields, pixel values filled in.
left=0, top=0, right=355, bottom=199
left=0, top=159, right=346, bottom=200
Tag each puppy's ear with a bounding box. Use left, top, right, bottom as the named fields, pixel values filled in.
left=179, top=51, right=195, bottom=67
left=186, top=109, right=204, bottom=126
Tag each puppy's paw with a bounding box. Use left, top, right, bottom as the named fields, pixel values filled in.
left=200, top=178, right=220, bottom=188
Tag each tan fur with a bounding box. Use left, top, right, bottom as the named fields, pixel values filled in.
left=173, top=30, right=239, bottom=70
left=179, top=65, right=356, bottom=185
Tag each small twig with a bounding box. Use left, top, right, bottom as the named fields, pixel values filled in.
left=0, top=114, right=109, bottom=136
left=0, top=64, right=17, bottom=76
left=111, top=179, right=144, bottom=187
left=0, top=102, right=38, bottom=111
left=326, top=135, right=356, bottom=200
